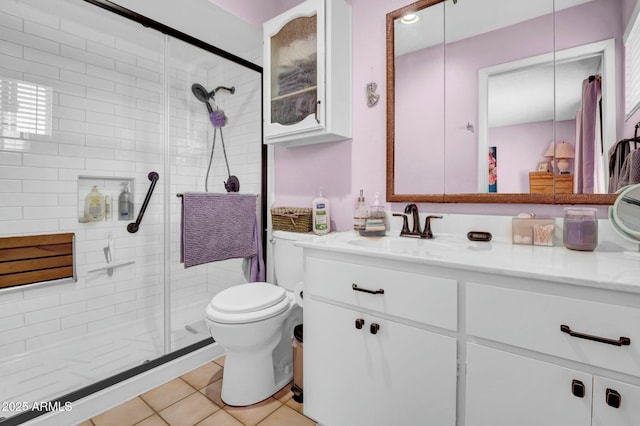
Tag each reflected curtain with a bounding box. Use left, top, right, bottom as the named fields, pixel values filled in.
left=574, top=75, right=603, bottom=194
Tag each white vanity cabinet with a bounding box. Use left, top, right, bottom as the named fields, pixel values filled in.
left=466, top=344, right=593, bottom=426
left=303, top=253, right=457, bottom=426
left=466, top=282, right=640, bottom=426
left=263, top=0, right=351, bottom=147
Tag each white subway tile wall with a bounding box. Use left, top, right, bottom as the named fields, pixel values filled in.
left=0, top=0, right=262, bottom=408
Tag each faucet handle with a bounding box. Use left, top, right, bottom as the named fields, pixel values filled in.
left=392, top=213, right=410, bottom=234
left=422, top=215, right=443, bottom=239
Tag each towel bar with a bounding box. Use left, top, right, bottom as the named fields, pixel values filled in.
left=176, top=193, right=258, bottom=197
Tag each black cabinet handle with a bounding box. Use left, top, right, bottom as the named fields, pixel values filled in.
left=571, top=380, right=585, bottom=398
left=606, top=388, right=621, bottom=408
left=560, top=324, right=631, bottom=347
left=370, top=323, right=380, bottom=335
left=355, top=319, right=364, bottom=330
left=352, top=283, right=384, bottom=295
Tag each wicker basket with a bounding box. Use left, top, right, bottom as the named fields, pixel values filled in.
left=271, top=207, right=312, bottom=233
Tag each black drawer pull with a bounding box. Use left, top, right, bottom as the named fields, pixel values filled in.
left=606, top=388, right=621, bottom=408
left=370, top=323, right=380, bottom=335
left=352, top=283, right=384, bottom=295
left=571, top=379, right=585, bottom=398
left=560, top=324, right=631, bottom=347
left=355, top=319, right=365, bottom=330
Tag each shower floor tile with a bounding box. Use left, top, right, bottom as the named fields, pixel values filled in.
left=83, top=355, right=316, bottom=426
left=0, top=304, right=210, bottom=419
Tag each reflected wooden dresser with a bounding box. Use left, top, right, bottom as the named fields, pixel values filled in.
left=529, top=172, right=574, bottom=194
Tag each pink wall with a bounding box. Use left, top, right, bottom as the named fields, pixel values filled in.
left=261, top=0, right=626, bottom=228
left=273, top=0, right=410, bottom=231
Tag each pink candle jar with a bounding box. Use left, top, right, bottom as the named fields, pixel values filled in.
left=563, top=207, right=598, bottom=251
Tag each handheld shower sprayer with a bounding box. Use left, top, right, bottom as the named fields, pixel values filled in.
left=191, top=82, right=239, bottom=193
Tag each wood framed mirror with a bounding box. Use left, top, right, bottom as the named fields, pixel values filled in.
left=386, top=0, right=619, bottom=204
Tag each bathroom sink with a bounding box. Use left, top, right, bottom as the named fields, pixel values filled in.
left=346, top=236, right=457, bottom=255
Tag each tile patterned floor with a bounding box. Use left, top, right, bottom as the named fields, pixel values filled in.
left=77, top=356, right=316, bottom=426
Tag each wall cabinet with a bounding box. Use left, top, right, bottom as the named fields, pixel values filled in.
left=303, top=254, right=457, bottom=426
left=263, top=0, right=351, bottom=147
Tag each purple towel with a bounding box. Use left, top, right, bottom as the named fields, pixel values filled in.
left=181, top=193, right=258, bottom=268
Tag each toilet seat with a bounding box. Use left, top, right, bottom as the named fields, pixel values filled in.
left=206, top=283, right=291, bottom=324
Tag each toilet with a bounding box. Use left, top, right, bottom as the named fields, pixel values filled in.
left=205, top=230, right=312, bottom=406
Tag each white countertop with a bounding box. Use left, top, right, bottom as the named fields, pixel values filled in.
left=296, top=231, right=640, bottom=294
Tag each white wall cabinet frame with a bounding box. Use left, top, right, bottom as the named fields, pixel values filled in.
left=263, top=0, right=352, bottom=147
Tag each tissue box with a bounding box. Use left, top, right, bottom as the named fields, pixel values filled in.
left=512, top=218, right=555, bottom=246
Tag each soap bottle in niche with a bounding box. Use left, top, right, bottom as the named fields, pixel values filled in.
left=312, top=191, right=330, bottom=235
left=104, top=195, right=112, bottom=221
left=84, top=186, right=105, bottom=222
left=118, top=183, right=134, bottom=221
left=353, top=189, right=367, bottom=231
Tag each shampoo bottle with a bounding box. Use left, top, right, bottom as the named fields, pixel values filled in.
left=118, top=183, right=133, bottom=221
left=84, top=186, right=105, bottom=222
left=312, top=192, right=330, bottom=235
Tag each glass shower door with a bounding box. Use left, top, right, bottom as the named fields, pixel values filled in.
left=0, top=0, right=166, bottom=418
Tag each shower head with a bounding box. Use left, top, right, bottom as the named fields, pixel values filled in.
left=191, top=83, right=211, bottom=102
left=191, top=83, right=214, bottom=114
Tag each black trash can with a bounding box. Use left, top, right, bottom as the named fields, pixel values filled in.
left=291, top=324, right=303, bottom=403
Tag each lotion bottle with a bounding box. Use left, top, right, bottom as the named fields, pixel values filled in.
left=84, top=186, right=105, bottom=222
left=312, top=191, right=330, bottom=235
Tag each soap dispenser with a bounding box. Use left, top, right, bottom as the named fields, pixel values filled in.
left=354, top=189, right=367, bottom=231
left=84, top=186, right=105, bottom=222
left=118, top=183, right=134, bottom=221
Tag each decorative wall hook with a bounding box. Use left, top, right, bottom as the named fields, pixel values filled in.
left=367, top=82, right=380, bottom=107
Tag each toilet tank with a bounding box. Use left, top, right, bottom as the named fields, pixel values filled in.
left=272, top=230, right=314, bottom=291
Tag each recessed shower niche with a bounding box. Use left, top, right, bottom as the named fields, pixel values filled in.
left=77, top=175, right=135, bottom=223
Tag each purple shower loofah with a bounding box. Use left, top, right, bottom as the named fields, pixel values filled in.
left=210, top=109, right=228, bottom=128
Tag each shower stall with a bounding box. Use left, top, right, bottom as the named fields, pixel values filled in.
left=0, top=0, right=263, bottom=423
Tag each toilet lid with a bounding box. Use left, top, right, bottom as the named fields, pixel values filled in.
left=210, top=283, right=286, bottom=314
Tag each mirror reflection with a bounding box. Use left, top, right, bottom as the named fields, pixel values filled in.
left=615, top=185, right=640, bottom=235
left=389, top=0, right=632, bottom=203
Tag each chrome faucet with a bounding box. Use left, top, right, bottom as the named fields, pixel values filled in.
left=393, top=204, right=442, bottom=239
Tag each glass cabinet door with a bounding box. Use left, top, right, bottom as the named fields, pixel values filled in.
left=263, top=0, right=351, bottom=147
left=270, top=15, right=318, bottom=127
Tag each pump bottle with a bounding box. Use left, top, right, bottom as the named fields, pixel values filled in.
left=312, top=192, right=330, bottom=235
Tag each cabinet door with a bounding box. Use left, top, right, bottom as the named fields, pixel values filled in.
left=263, top=0, right=325, bottom=139
left=304, top=299, right=456, bottom=426
left=466, top=344, right=591, bottom=426
left=592, top=377, right=640, bottom=426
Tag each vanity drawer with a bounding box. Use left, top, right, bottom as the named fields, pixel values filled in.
left=467, top=282, right=640, bottom=377
left=305, top=257, right=457, bottom=330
